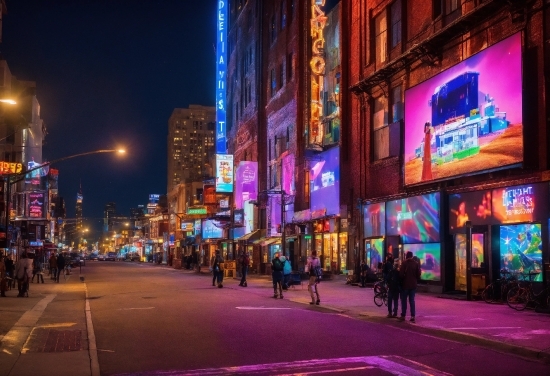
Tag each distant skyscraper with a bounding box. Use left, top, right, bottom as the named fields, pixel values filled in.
left=104, top=202, right=116, bottom=233
left=167, top=105, right=216, bottom=191
left=75, top=183, right=83, bottom=231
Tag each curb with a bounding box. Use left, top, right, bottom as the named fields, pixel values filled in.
left=357, top=313, right=550, bottom=364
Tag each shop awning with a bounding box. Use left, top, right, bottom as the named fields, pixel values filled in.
left=253, top=237, right=281, bottom=246
left=236, top=229, right=263, bottom=243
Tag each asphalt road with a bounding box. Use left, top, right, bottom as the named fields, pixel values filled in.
left=86, top=262, right=549, bottom=376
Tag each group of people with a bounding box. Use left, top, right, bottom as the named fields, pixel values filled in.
left=382, top=251, right=422, bottom=323
left=271, top=250, right=320, bottom=305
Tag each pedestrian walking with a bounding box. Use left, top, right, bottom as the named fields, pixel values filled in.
left=238, top=251, right=250, bottom=287
left=0, top=252, right=7, bottom=297
left=386, top=260, right=401, bottom=318
left=56, top=253, right=66, bottom=282
left=49, top=252, right=58, bottom=280
left=383, top=254, right=394, bottom=283
left=398, top=251, right=421, bottom=323
left=281, top=254, right=292, bottom=290
left=5, top=255, right=14, bottom=289
left=32, top=257, right=44, bottom=283
left=359, top=260, right=368, bottom=287
left=271, top=252, right=285, bottom=298
left=15, top=252, right=33, bottom=297
left=212, top=250, right=224, bottom=288
left=306, top=250, right=321, bottom=305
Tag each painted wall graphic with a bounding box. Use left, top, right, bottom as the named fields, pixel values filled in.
left=500, top=223, right=542, bottom=281
left=215, top=154, right=234, bottom=193
left=449, top=190, right=492, bottom=232
left=310, top=146, right=340, bottom=216
left=365, top=238, right=384, bottom=272
left=404, top=32, right=523, bottom=185
left=492, top=183, right=547, bottom=224
left=386, top=193, right=440, bottom=243
left=403, top=243, right=441, bottom=281
left=234, top=161, right=258, bottom=209
left=202, top=219, right=223, bottom=239
left=363, top=202, right=386, bottom=238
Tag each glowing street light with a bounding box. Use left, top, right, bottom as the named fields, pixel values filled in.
left=0, top=99, right=17, bottom=105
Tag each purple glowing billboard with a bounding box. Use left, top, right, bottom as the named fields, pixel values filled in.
left=386, top=193, right=440, bottom=243
left=310, top=146, right=340, bottom=217
left=201, top=219, right=223, bottom=239
left=403, top=243, right=441, bottom=281
left=234, top=161, right=258, bottom=209
left=404, top=32, right=523, bottom=185
left=364, top=202, right=386, bottom=238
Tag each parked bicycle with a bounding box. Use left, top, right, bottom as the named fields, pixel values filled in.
left=506, top=271, right=548, bottom=311
left=373, top=278, right=387, bottom=294
left=373, top=283, right=388, bottom=307
left=482, top=269, right=520, bottom=304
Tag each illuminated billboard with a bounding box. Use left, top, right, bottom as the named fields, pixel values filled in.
left=28, top=192, right=45, bottom=218
left=202, top=219, right=223, bottom=239
left=364, top=202, right=386, bottom=238
left=386, top=193, right=440, bottom=243
left=492, top=183, right=548, bottom=224
left=500, top=223, right=542, bottom=282
left=215, top=0, right=227, bottom=153
left=310, top=146, right=340, bottom=217
left=215, top=154, right=233, bottom=193
left=234, top=161, right=258, bottom=209
left=404, top=32, right=523, bottom=185
left=403, top=243, right=441, bottom=281
left=449, top=190, right=492, bottom=232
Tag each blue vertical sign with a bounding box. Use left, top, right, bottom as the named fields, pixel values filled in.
left=216, top=0, right=227, bottom=153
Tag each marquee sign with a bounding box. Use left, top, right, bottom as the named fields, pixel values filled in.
left=216, top=0, right=227, bottom=153
left=309, top=0, right=327, bottom=145
left=0, top=161, right=22, bottom=174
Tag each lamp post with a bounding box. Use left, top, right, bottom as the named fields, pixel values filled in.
left=3, top=148, right=126, bottom=250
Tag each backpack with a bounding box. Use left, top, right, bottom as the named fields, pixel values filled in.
left=272, top=257, right=285, bottom=272
left=309, top=259, right=322, bottom=280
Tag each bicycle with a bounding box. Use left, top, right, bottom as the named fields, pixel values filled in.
left=373, top=278, right=387, bottom=294
left=482, top=269, right=520, bottom=304
left=373, top=284, right=388, bottom=307
left=506, top=272, right=548, bottom=311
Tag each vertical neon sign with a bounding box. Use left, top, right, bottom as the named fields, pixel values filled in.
left=309, top=0, right=327, bottom=146
left=216, top=0, right=227, bottom=153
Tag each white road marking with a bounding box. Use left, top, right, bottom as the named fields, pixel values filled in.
left=86, top=284, right=101, bottom=376
left=236, top=306, right=292, bottom=310
left=448, top=327, right=521, bottom=330
left=113, top=355, right=452, bottom=376
left=116, top=307, right=156, bottom=311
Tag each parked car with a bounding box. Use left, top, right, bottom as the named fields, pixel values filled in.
left=89, top=253, right=99, bottom=261
left=116, top=253, right=126, bottom=261
left=105, top=252, right=117, bottom=261
left=128, top=252, right=141, bottom=262
left=98, top=253, right=106, bottom=261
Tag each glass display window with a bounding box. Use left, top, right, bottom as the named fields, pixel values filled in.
left=339, top=232, right=347, bottom=272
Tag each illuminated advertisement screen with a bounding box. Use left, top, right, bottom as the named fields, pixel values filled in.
left=202, top=219, right=223, bottom=239
left=310, top=146, right=340, bottom=216
left=492, top=183, right=548, bottom=224
left=234, top=161, right=258, bottom=209
left=282, top=153, right=296, bottom=196
left=500, top=223, right=542, bottom=282
left=386, top=193, right=440, bottom=243
left=363, top=202, right=386, bottom=237
left=244, top=201, right=254, bottom=234
left=403, top=243, right=441, bottom=281
left=365, top=238, right=384, bottom=271
left=215, top=154, right=234, bottom=193
left=215, top=0, right=227, bottom=153
left=28, top=192, right=45, bottom=218
left=404, top=32, right=523, bottom=185
left=449, top=190, right=492, bottom=232
left=194, top=219, right=201, bottom=236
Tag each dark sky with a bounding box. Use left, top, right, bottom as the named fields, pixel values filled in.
left=1, top=0, right=217, bottom=238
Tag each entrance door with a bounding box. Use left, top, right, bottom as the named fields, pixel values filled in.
left=454, top=230, right=487, bottom=292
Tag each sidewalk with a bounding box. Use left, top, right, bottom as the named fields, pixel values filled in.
left=186, top=268, right=550, bottom=363
left=0, top=272, right=91, bottom=376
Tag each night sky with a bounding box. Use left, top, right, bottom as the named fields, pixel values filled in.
left=1, top=0, right=217, bottom=239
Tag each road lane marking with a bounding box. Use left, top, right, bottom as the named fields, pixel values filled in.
left=448, top=327, right=521, bottom=330
left=113, top=355, right=452, bottom=376
left=236, top=306, right=292, bottom=310
left=116, top=307, right=156, bottom=311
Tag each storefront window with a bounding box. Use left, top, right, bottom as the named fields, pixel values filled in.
left=315, top=234, right=323, bottom=267
left=455, top=234, right=466, bottom=291
left=339, top=233, right=348, bottom=272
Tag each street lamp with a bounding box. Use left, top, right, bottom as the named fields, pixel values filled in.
left=3, top=148, right=126, bottom=249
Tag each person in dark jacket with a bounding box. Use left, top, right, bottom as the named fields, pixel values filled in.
left=56, top=253, right=66, bottom=283
left=386, top=260, right=401, bottom=318
left=212, top=250, right=224, bottom=288
left=398, top=251, right=422, bottom=322
left=359, top=260, right=368, bottom=287
left=382, top=254, right=394, bottom=283
left=238, top=251, right=250, bottom=287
